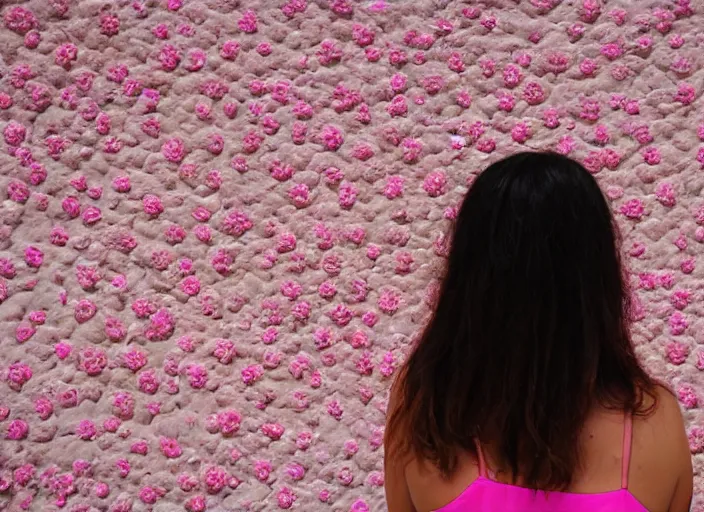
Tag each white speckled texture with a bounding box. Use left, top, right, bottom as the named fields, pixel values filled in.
left=0, top=0, right=702, bottom=510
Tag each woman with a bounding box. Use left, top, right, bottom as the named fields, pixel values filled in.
left=384, top=152, right=693, bottom=512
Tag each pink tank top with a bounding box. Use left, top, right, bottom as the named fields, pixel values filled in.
left=435, top=412, right=649, bottom=512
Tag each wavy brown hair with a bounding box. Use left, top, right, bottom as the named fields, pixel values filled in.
left=386, top=151, right=657, bottom=490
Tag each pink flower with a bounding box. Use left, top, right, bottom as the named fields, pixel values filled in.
left=99, top=13, right=120, bottom=36
left=139, top=486, right=165, bottom=504
left=620, top=199, right=645, bottom=220
left=278, top=487, right=297, bottom=509
left=423, top=170, right=447, bottom=197
left=74, top=299, right=97, bottom=323
left=202, top=465, right=228, bottom=494
left=261, top=422, right=285, bottom=440
left=116, top=458, right=131, bottom=477
left=144, top=308, right=175, bottom=342
left=180, top=276, right=201, bottom=296
left=162, top=137, right=186, bottom=162
left=4, top=7, right=38, bottom=34
left=75, top=419, right=97, bottom=440
left=81, top=206, right=102, bottom=225
left=94, top=482, right=110, bottom=499
left=447, top=52, right=465, bottom=72
left=642, top=146, right=661, bottom=165
left=655, top=182, right=676, bottom=207
left=238, top=10, right=258, bottom=33
left=186, top=495, right=207, bottom=512
left=220, top=40, right=241, bottom=62
left=579, top=58, right=598, bottom=76
left=674, top=82, right=695, bottom=105
left=24, top=245, right=43, bottom=268
left=677, top=385, right=698, bottom=409
left=666, top=341, right=689, bottom=365
left=523, top=81, right=546, bottom=105
left=55, top=43, right=78, bottom=67
left=55, top=341, right=72, bottom=359
left=7, top=419, right=29, bottom=440
left=503, top=64, right=523, bottom=88
left=159, top=437, right=182, bottom=458
left=327, top=400, right=343, bottom=420
left=352, top=24, right=375, bottom=46
left=7, top=362, right=33, bottom=391
left=78, top=346, right=107, bottom=375
left=7, top=181, right=30, bottom=203
left=378, top=289, right=402, bottom=314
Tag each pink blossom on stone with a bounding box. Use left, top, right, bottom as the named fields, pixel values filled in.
left=594, top=125, right=610, bottom=144
left=261, top=422, right=285, bottom=440
left=74, top=299, right=97, bottom=323
left=139, top=486, right=165, bottom=504
left=82, top=206, right=102, bottom=225
left=238, top=10, right=258, bottom=33
left=181, top=276, right=201, bottom=296
left=580, top=58, right=598, bottom=76
left=317, top=40, right=343, bottom=65
left=277, top=486, right=297, bottom=509
left=7, top=362, right=33, bottom=391
left=79, top=346, right=107, bottom=375
left=162, top=137, right=186, bottom=162
left=7, top=181, right=30, bottom=203
left=456, top=90, right=472, bottom=108
left=327, top=399, right=343, bottom=420
left=7, top=419, right=29, bottom=440
left=242, top=364, right=264, bottom=385
left=511, top=122, right=531, bottom=143
left=55, top=43, right=78, bottom=68
left=75, top=419, right=97, bottom=440
left=481, top=15, right=497, bottom=31
left=4, top=7, right=38, bottom=34
left=24, top=245, right=43, bottom=268
left=479, top=58, right=496, bottom=78
left=159, top=437, right=182, bottom=458
left=402, top=137, right=423, bottom=163
left=666, top=341, right=689, bottom=365
left=656, top=182, right=676, bottom=207
left=423, top=170, right=447, bottom=197
left=55, top=341, right=72, bottom=359
left=677, top=385, right=698, bottom=408
left=186, top=495, right=207, bottom=512
left=522, top=81, right=545, bottom=105
left=116, top=458, right=130, bottom=477
left=320, top=125, right=344, bottom=151
left=638, top=145, right=662, bottom=167
left=447, top=52, right=465, bottom=72
left=669, top=311, right=688, bottom=335
left=95, top=482, right=110, bottom=499
left=674, top=82, right=695, bottom=105
left=338, top=182, right=358, bottom=209
left=503, top=64, right=523, bottom=88
left=601, top=149, right=621, bottom=170
left=620, top=199, right=645, bottom=220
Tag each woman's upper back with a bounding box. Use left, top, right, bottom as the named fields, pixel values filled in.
left=403, top=386, right=693, bottom=512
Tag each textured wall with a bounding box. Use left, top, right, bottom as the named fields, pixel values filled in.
left=0, top=0, right=702, bottom=510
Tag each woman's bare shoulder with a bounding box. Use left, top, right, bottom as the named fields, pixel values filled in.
left=630, top=383, right=693, bottom=512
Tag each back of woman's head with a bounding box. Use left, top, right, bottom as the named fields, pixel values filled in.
left=388, top=151, right=656, bottom=490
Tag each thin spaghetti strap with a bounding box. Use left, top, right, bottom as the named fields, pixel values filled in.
left=474, top=438, right=488, bottom=478
left=621, top=410, right=634, bottom=489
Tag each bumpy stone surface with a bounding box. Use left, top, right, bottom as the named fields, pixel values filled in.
left=0, top=0, right=703, bottom=510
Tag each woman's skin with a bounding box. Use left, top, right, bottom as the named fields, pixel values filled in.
left=385, top=384, right=693, bottom=512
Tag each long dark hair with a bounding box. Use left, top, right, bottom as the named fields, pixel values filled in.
left=387, top=151, right=657, bottom=490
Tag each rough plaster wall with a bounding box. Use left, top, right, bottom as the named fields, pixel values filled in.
left=0, top=0, right=703, bottom=510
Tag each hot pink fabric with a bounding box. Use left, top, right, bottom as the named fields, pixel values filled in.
left=435, top=412, right=649, bottom=512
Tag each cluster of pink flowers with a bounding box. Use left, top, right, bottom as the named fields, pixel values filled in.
left=2, top=2, right=702, bottom=509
